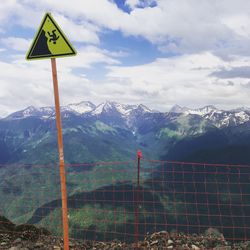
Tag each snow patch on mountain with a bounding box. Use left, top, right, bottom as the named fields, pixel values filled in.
left=235, top=111, right=250, bottom=123
left=22, top=106, right=38, bottom=117
left=115, top=103, right=138, bottom=116
left=91, top=101, right=153, bottom=117
left=185, top=105, right=220, bottom=116
left=62, top=101, right=95, bottom=114
left=169, top=105, right=189, bottom=114
left=136, top=104, right=153, bottom=113
left=168, top=104, right=250, bottom=128
left=91, top=103, right=105, bottom=115
left=4, top=102, right=250, bottom=130
left=6, top=106, right=51, bottom=119
left=169, top=105, right=221, bottom=116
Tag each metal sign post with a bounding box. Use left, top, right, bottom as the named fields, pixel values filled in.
left=51, top=58, right=69, bottom=250
left=26, top=12, right=77, bottom=250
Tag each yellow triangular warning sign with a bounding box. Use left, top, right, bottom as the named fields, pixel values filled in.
left=26, top=13, right=77, bottom=60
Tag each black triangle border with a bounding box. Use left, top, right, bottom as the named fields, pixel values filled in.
left=26, top=13, right=77, bottom=60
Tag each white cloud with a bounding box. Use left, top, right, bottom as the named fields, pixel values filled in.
left=1, top=37, right=31, bottom=51
left=52, top=13, right=100, bottom=44
left=1, top=0, right=250, bottom=116
left=15, top=0, right=250, bottom=57
left=56, top=46, right=120, bottom=72
left=0, top=0, right=18, bottom=23
left=0, top=0, right=250, bottom=57
left=104, top=53, right=250, bottom=110
left=1, top=50, right=250, bottom=117
left=0, top=59, right=52, bottom=117
left=0, top=45, right=121, bottom=117
left=0, top=1, right=101, bottom=44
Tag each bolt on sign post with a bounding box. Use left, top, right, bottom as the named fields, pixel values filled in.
left=26, top=12, right=77, bottom=250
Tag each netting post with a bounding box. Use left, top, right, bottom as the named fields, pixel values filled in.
left=135, top=150, right=142, bottom=249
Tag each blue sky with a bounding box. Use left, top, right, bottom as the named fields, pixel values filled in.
left=1, top=0, right=250, bottom=117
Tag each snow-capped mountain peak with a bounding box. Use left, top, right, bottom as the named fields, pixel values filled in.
left=6, top=106, right=39, bottom=119
left=4, top=102, right=250, bottom=130
left=169, top=105, right=189, bottom=113
left=91, top=102, right=106, bottom=115
left=64, top=101, right=96, bottom=114
left=185, top=105, right=219, bottom=116
left=167, top=104, right=250, bottom=128
left=135, top=104, right=153, bottom=113
left=169, top=105, right=219, bottom=116
left=91, top=101, right=119, bottom=115
left=6, top=105, right=55, bottom=120
left=90, top=101, right=153, bottom=117
left=103, top=101, right=117, bottom=112
left=22, top=106, right=37, bottom=117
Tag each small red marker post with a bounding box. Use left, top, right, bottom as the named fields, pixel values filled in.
left=135, top=150, right=142, bottom=249
left=137, top=150, right=142, bottom=187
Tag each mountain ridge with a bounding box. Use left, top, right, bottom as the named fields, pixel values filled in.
left=3, top=102, right=249, bottom=115
left=3, top=102, right=250, bottom=129
left=1, top=101, right=250, bottom=165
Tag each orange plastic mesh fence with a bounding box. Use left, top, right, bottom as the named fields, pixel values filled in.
left=0, top=164, right=62, bottom=236
left=0, top=159, right=250, bottom=243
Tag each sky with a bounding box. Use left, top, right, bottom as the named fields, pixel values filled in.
left=1, top=0, right=250, bottom=117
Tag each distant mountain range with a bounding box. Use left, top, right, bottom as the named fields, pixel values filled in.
left=1, top=101, right=250, bottom=164
left=5, top=101, right=250, bottom=128
left=1, top=101, right=250, bottom=241
left=5, top=101, right=153, bottom=121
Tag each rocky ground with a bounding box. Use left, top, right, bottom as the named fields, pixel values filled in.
left=1, top=216, right=250, bottom=249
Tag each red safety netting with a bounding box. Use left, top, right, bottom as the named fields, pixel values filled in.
left=63, top=159, right=250, bottom=243
left=0, top=164, right=62, bottom=235
left=65, top=161, right=137, bottom=243
left=137, top=159, right=250, bottom=243
left=0, top=158, right=249, bottom=244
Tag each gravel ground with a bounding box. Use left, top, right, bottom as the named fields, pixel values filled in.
left=1, top=216, right=250, bottom=249
left=1, top=230, right=250, bottom=250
